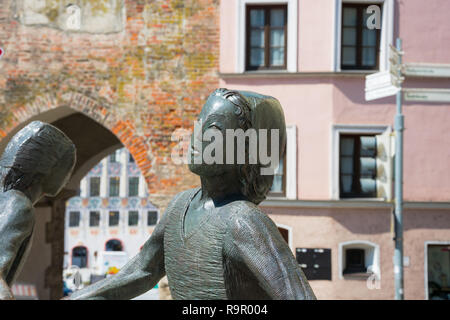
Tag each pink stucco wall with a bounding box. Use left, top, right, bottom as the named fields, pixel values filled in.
left=264, top=206, right=450, bottom=300
left=298, top=0, right=335, bottom=71
left=219, top=0, right=450, bottom=202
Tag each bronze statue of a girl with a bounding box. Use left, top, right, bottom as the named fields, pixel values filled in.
left=70, top=89, right=315, bottom=300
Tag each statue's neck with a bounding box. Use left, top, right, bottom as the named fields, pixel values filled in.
left=199, top=174, right=244, bottom=206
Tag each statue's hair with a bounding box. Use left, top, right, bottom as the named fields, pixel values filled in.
left=212, top=88, right=273, bottom=205
left=0, top=121, right=76, bottom=193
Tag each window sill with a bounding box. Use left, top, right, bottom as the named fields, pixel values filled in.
left=219, top=71, right=374, bottom=79
left=343, top=272, right=371, bottom=280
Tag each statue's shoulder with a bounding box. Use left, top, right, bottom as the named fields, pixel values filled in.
left=222, top=200, right=269, bottom=229
left=0, top=190, right=33, bottom=215
left=0, top=190, right=34, bottom=228
left=166, top=188, right=199, bottom=210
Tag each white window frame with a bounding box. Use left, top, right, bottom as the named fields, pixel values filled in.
left=267, top=124, right=297, bottom=200
left=333, top=0, right=394, bottom=72
left=236, top=0, right=298, bottom=73
left=338, top=240, right=380, bottom=280
left=424, top=241, right=450, bottom=300
left=331, top=124, right=390, bottom=200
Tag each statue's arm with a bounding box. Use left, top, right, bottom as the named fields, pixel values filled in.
left=224, top=209, right=316, bottom=300
left=69, top=206, right=170, bottom=300
left=0, top=194, right=34, bottom=300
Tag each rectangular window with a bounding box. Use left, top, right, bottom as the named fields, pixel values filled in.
left=109, top=211, right=120, bottom=227
left=339, top=134, right=377, bottom=198
left=109, top=150, right=119, bottom=163
left=89, top=211, right=100, bottom=227
left=147, top=211, right=158, bottom=226
left=109, top=177, right=120, bottom=197
left=128, top=211, right=139, bottom=226
left=344, top=248, right=367, bottom=274
left=89, top=177, right=100, bottom=197
left=128, top=177, right=139, bottom=197
left=69, top=211, right=80, bottom=227
left=246, top=5, right=287, bottom=71
left=268, top=156, right=286, bottom=197
left=341, top=3, right=381, bottom=70
left=129, top=153, right=135, bottom=163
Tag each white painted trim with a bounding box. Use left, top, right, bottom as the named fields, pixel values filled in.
left=338, top=240, right=380, bottom=280
left=236, top=0, right=298, bottom=73
left=276, top=223, right=293, bottom=249
left=266, top=124, right=297, bottom=200
left=330, top=124, right=389, bottom=200
left=286, top=125, right=297, bottom=199
left=333, top=0, right=394, bottom=72
left=424, top=241, right=450, bottom=300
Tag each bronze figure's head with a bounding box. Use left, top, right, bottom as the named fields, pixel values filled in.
left=188, top=88, right=286, bottom=204
left=0, top=121, right=76, bottom=199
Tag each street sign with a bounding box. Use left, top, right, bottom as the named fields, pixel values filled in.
left=365, top=71, right=400, bottom=101
left=402, top=63, right=450, bottom=78
left=404, top=88, right=450, bottom=103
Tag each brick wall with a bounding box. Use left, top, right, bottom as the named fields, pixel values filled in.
left=0, top=0, right=220, bottom=210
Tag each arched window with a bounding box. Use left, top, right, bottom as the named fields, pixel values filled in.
left=338, top=240, right=380, bottom=280
left=105, top=239, right=123, bottom=252
left=72, top=246, right=88, bottom=268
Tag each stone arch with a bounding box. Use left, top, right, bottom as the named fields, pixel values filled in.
left=0, top=93, right=194, bottom=299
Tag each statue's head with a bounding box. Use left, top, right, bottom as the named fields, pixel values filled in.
left=188, top=88, right=286, bottom=204
left=0, top=121, right=76, bottom=198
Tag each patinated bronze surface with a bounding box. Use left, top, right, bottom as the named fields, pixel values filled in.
left=70, top=89, right=315, bottom=300
left=0, top=121, right=76, bottom=299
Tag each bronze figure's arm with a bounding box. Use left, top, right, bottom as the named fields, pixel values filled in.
left=224, top=208, right=316, bottom=300
left=0, top=191, right=34, bottom=300
left=69, top=207, right=169, bottom=300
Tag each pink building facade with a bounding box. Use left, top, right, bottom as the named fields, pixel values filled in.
left=219, top=0, right=450, bottom=299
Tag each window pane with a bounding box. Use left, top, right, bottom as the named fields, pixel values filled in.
left=109, top=211, right=120, bottom=227
left=147, top=211, right=158, bottom=226
left=109, top=177, right=120, bottom=197
left=342, top=47, right=356, bottom=66
left=89, top=177, right=100, bottom=197
left=105, top=239, right=123, bottom=251
left=343, top=7, right=357, bottom=26
left=341, top=175, right=353, bottom=193
left=340, top=137, right=355, bottom=156
left=128, top=211, right=139, bottom=226
left=270, top=47, right=284, bottom=66
left=270, top=175, right=283, bottom=193
left=72, top=247, right=87, bottom=268
left=89, top=211, right=100, bottom=227
left=341, top=157, right=354, bottom=175
left=270, top=9, right=285, bottom=27
left=250, top=9, right=265, bottom=27
left=342, top=27, right=357, bottom=46
left=270, top=29, right=285, bottom=47
left=128, top=177, right=139, bottom=197
left=69, top=211, right=80, bottom=227
left=362, top=47, right=376, bottom=66
left=251, top=29, right=265, bottom=47
left=129, top=153, right=135, bottom=163
left=362, top=28, right=377, bottom=46
left=250, top=48, right=265, bottom=66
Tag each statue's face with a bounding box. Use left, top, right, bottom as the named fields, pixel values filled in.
left=188, top=96, right=241, bottom=177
